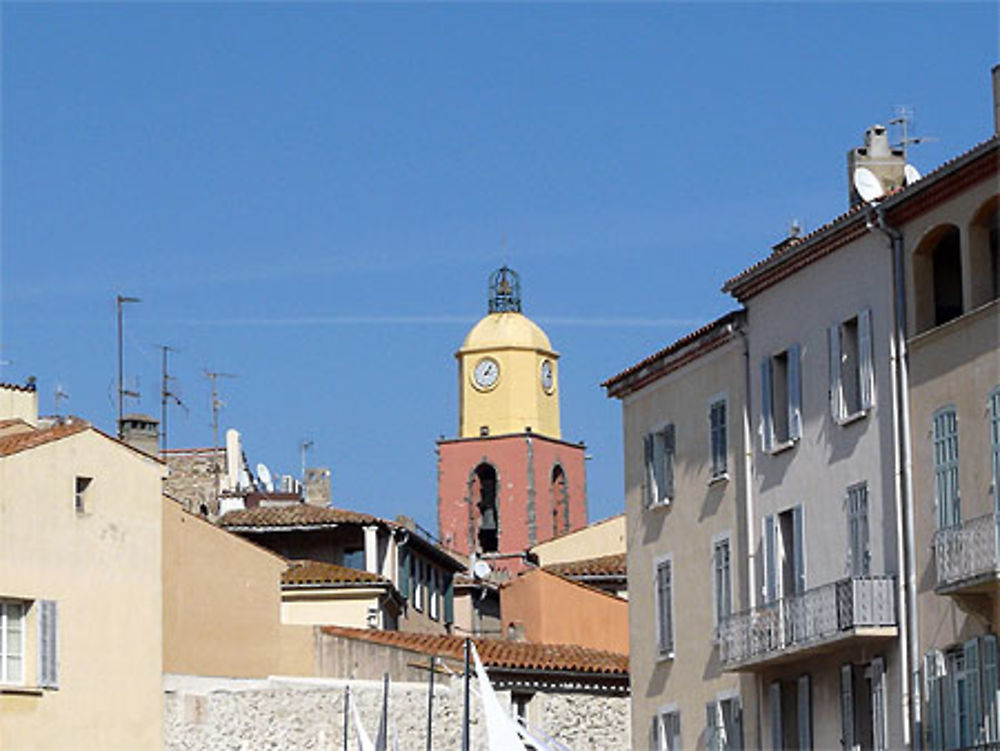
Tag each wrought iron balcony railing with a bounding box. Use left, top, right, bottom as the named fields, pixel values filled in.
left=718, top=576, right=896, bottom=669
left=934, top=512, right=1000, bottom=592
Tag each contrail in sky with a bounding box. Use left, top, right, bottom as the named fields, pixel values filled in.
left=172, top=314, right=706, bottom=329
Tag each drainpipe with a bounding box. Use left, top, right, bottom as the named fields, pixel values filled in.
left=873, top=206, right=922, bottom=750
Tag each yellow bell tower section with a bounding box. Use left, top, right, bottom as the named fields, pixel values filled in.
left=457, top=267, right=561, bottom=439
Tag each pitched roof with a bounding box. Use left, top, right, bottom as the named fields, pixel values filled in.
left=0, top=420, right=90, bottom=458
left=321, top=625, right=628, bottom=676
left=282, top=560, right=390, bottom=588
left=544, top=553, right=627, bottom=579
left=219, top=504, right=379, bottom=529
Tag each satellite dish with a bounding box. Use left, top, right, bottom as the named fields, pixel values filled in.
left=904, top=163, right=922, bottom=186
left=853, top=167, right=885, bottom=203
left=256, top=463, right=274, bottom=492
left=472, top=560, right=492, bottom=580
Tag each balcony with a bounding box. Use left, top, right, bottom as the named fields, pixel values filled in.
left=718, top=576, right=897, bottom=671
left=934, top=512, right=1000, bottom=594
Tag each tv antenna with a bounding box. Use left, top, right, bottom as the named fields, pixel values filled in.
left=300, top=439, right=314, bottom=482
left=116, top=294, right=141, bottom=438
left=158, top=345, right=187, bottom=457
left=205, top=369, right=237, bottom=500
left=889, top=105, right=937, bottom=162
left=54, top=383, right=69, bottom=415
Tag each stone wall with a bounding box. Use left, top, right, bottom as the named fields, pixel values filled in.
left=164, top=675, right=629, bottom=751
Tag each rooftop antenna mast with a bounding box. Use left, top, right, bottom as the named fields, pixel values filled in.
left=205, top=369, right=237, bottom=501
left=300, top=439, right=314, bottom=482
left=889, top=105, right=937, bottom=162
left=116, top=294, right=141, bottom=438
left=54, top=384, right=69, bottom=416
left=158, top=345, right=187, bottom=458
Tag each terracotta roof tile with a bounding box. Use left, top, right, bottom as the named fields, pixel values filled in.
left=0, top=420, right=89, bottom=458
left=282, top=560, right=389, bottom=587
left=219, top=504, right=380, bottom=529
left=544, top=553, right=627, bottom=579
left=321, top=625, right=628, bottom=675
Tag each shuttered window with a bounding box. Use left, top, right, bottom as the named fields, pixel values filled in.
left=840, top=664, right=855, bottom=751
left=847, top=483, right=871, bottom=576
left=709, top=399, right=728, bottom=479
left=38, top=600, right=58, bottom=689
left=762, top=345, right=802, bottom=450
left=644, top=425, right=675, bottom=508
left=651, top=709, right=681, bottom=751
left=927, top=639, right=1000, bottom=749
left=712, top=536, right=732, bottom=629
left=769, top=681, right=783, bottom=751
left=797, top=675, right=813, bottom=751
left=706, top=697, right=742, bottom=751
left=872, top=657, right=887, bottom=751
left=933, top=407, right=961, bottom=529
left=829, top=309, right=874, bottom=421
left=0, top=600, right=25, bottom=685
left=655, top=558, right=674, bottom=657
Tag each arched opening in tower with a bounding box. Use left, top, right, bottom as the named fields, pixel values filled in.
left=551, top=464, right=569, bottom=536
left=473, top=463, right=499, bottom=553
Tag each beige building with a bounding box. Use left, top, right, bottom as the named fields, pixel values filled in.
left=529, top=513, right=626, bottom=567
left=0, top=388, right=166, bottom=751
left=605, top=312, right=754, bottom=750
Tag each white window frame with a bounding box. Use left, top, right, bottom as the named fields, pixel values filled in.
left=0, top=600, right=26, bottom=686
left=761, top=344, right=802, bottom=453
left=654, top=553, right=675, bottom=660
left=829, top=308, right=874, bottom=424
left=708, top=689, right=742, bottom=751
left=429, top=567, right=440, bottom=621
left=413, top=558, right=425, bottom=612
left=933, top=405, right=961, bottom=529
left=644, top=422, right=675, bottom=509
left=711, top=531, right=732, bottom=634
left=652, top=703, right=681, bottom=751
left=708, top=393, right=729, bottom=482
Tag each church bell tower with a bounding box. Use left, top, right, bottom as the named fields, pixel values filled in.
left=437, top=268, right=587, bottom=572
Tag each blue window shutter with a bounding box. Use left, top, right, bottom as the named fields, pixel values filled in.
left=761, top=359, right=774, bottom=451
left=793, top=505, right=805, bottom=594
left=644, top=434, right=655, bottom=508
left=663, top=425, right=675, bottom=502
left=828, top=324, right=842, bottom=420
left=797, top=674, right=812, bottom=750
left=443, top=573, right=454, bottom=624
left=788, top=344, right=802, bottom=441
left=965, top=638, right=983, bottom=745
left=858, top=308, right=874, bottom=410
left=769, top=681, right=783, bottom=751
left=763, top=515, right=777, bottom=603
left=872, top=657, right=887, bottom=751
left=982, top=635, right=999, bottom=742
left=840, top=664, right=854, bottom=751
left=926, top=651, right=944, bottom=750
left=398, top=547, right=410, bottom=599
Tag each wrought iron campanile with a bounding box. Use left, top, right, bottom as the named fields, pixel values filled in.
left=488, top=266, right=521, bottom=313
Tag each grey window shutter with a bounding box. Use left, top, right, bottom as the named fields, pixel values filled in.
left=926, top=651, right=944, bottom=750
left=793, top=505, right=806, bottom=594
left=732, top=698, right=743, bottom=751
left=443, top=573, right=454, bottom=624
left=38, top=600, right=58, bottom=689
left=763, top=515, right=777, bottom=603
left=872, top=657, right=887, bottom=751
left=398, top=547, right=410, bottom=599
left=671, top=713, right=681, bottom=751
left=788, top=344, right=803, bottom=441
left=761, top=359, right=774, bottom=451
left=982, top=635, right=999, bottom=742
left=858, top=308, right=874, bottom=410
left=663, top=425, right=675, bottom=501
left=797, top=674, right=812, bottom=751
left=965, top=638, right=983, bottom=745
left=840, top=664, right=854, bottom=751
left=644, top=434, right=655, bottom=508
left=828, top=324, right=842, bottom=420
left=706, top=702, right=717, bottom=751
left=944, top=652, right=959, bottom=750
left=650, top=713, right=660, bottom=751
left=769, top=681, right=783, bottom=751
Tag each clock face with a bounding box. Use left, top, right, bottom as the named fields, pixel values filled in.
left=472, top=357, right=500, bottom=391
left=540, top=359, right=555, bottom=393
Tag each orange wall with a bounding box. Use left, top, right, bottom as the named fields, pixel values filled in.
left=162, top=497, right=314, bottom=677
left=500, top=569, right=628, bottom=654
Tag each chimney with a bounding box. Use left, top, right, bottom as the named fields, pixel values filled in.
left=118, top=413, right=159, bottom=455
left=992, top=64, right=1000, bottom=135
left=304, top=467, right=331, bottom=507
left=847, top=124, right=905, bottom=208
left=0, top=381, right=39, bottom=426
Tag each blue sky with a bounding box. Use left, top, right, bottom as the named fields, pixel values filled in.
left=2, top=3, right=997, bottom=532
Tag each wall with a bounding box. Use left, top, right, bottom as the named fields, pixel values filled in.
left=162, top=497, right=315, bottom=678
left=164, top=675, right=630, bottom=751
left=530, top=513, right=625, bottom=566
left=281, top=588, right=386, bottom=629
left=500, top=569, right=628, bottom=653
left=0, top=429, right=165, bottom=751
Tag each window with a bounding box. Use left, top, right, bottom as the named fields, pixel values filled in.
left=651, top=707, right=681, bottom=751
left=342, top=548, right=365, bottom=570
left=429, top=568, right=440, bottom=621
left=550, top=465, right=570, bottom=536
left=990, top=388, right=1000, bottom=502
left=933, top=407, right=960, bottom=529
left=926, top=636, right=999, bottom=750
left=709, top=398, right=728, bottom=479
left=655, top=556, right=674, bottom=658
left=0, top=601, right=24, bottom=685
left=761, top=345, right=802, bottom=451
left=644, top=425, right=675, bottom=508
left=712, top=535, right=732, bottom=632
left=473, top=463, right=499, bottom=552
left=829, top=309, right=874, bottom=421
left=706, top=696, right=743, bottom=751
left=847, top=483, right=871, bottom=576
left=413, top=558, right=424, bottom=612
left=768, top=677, right=812, bottom=751
left=762, top=506, right=805, bottom=603
left=74, top=476, right=92, bottom=514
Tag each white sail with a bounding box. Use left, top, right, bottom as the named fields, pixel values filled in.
left=470, top=642, right=528, bottom=751
left=351, top=697, right=376, bottom=751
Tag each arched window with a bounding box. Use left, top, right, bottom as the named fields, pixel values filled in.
left=550, top=464, right=569, bottom=536
left=472, top=463, right=499, bottom=553
left=969, top=196, right=1000, bottom=309
left=913, top=224, right=963, bottom=332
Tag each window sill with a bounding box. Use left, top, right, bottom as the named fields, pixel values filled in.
left=645, top=499, right=672, bottom=512
left=657, top=651, right=675, bottom=663
left=837, top=409, right=869, bottom=427
left=708, top=473, right=729, bottom=487
left=0, top=685, right=45, bottom=696
left=768, top=439, right=797, bottom=456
